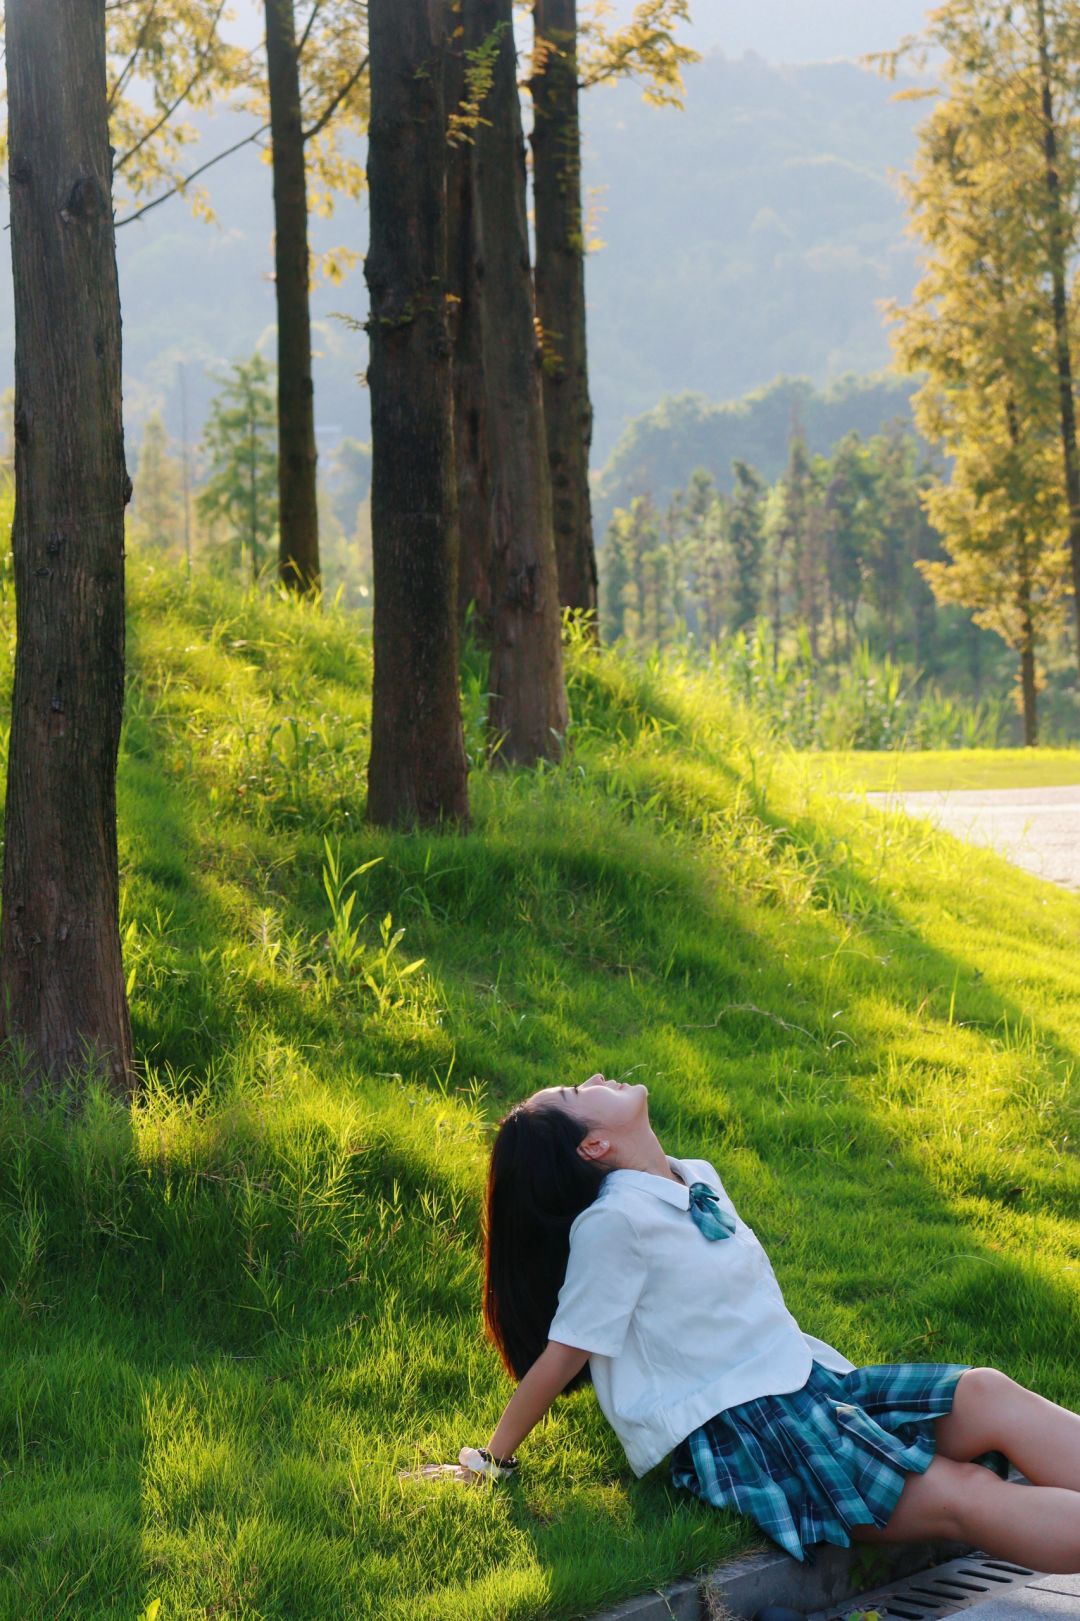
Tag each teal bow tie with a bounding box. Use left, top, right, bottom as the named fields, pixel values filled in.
left=688, top=1182, right=736, bottom=1241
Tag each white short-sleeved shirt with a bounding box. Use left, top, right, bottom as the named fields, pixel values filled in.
left=547, top=1155, right=856, bottom=1477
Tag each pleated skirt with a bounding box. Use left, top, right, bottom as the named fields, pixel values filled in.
left=670, top=1359, right=1010, bottom=1564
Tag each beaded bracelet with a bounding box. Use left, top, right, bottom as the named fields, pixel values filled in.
left=458, top=1445, right=519, bottom=1480
left=477, top=1448, right=519, bottom=1472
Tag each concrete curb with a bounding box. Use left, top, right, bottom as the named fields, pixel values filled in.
left=588, top=1537, right=971, bottom=1621
left=588, top=1466, right=1027, bottom=1621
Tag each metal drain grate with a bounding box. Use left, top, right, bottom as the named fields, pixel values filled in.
left=807, top=1554, right=1044, bottom=1621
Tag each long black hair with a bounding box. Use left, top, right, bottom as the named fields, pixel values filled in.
left=483, top=1104, right=607, bottom=1389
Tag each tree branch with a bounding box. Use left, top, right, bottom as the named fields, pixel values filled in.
left=107, top=0, right=161, bottom=112
left=579, top=28, right=672, bottom=90
left=115, top=122, right=271, bottom=227
left=296, top=0, right=326, bottom=62
left=302, top=52, right=369, bottom=142
left=116, top=0, right=231, bottom=172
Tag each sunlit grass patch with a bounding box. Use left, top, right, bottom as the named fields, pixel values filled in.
left=0, top=560, right=1078, bottom=1617
left=816, top=746, right=1080, bottom=792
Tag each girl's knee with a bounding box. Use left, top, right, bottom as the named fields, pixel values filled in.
left=942, top=1457, right=1014, bottom=1540
left=852, top=1456, right=985, bottom=1543
left=946, top=1366, right=1017, bottom=1452
left=956, top=1365, right=1015, bottom=1400
left=922, top=1457, right=992, bottom=1539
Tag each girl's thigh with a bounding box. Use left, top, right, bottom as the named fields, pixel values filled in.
left=848, top=1455, right=982, bottom=1544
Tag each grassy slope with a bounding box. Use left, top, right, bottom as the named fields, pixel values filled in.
left=817, top=747, right=1080, bottom=792
left=2, top=564, right=1080, bottom=1621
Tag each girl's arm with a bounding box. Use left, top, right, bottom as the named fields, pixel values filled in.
left=479, top=1339, right=591, bottom=1463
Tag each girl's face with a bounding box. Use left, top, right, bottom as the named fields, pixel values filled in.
left=526, top=1072, right=648, bottom=1132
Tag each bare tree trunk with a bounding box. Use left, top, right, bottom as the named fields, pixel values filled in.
left=266, top=0, right=320, bottom=594
left=2, top=0, right=134, bottom=1095
left=1018, top=580, right=1039, bottom=747
left=1006, top=398, right=1039, bottom=748
left=1015, top=523, right=1039, bottom=748
left=444, top=29, right=494, bottom=639
left=467, top=0, right=568, bottom=763
left=365, top=0, right=469, bottom=828
left=531, top=0, right=598, bottom=630
left=1035, top=0, right=1080, bottom=670
left=966, top=613, right=982, bottom=698
left=770, top=555, right=783, bottom=672
left=249, top=413, right=259, bottom=581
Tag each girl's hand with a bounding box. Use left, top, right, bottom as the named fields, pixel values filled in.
left=458, top=1446, right=518, bottom=1481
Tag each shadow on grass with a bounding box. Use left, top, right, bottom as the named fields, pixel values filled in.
left=5, top=660, right=1078, bottom=1615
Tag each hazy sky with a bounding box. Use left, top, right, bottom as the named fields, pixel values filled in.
left=225, top=1, right=933, bottom=65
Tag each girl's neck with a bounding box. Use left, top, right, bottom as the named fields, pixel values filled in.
left=611, top=1129, right=680, bottom=1182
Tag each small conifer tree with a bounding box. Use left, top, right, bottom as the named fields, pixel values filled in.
left=197, top=355, right=279, bottom=581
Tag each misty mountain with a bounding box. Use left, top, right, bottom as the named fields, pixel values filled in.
left=685, top=0, right=932, bottom=62
left=582, top=52, right=926, bottom=462
left=0, top=49, right=928, bottom=476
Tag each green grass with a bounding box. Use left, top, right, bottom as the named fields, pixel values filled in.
left=2, top=561, right=1080, bottom=1620
left=815, top=746, right=1080, bottom=792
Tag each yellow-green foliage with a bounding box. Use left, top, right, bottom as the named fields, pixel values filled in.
left=1, top=559, right=1079, bottom=1619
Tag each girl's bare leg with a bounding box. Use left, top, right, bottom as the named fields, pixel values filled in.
left=850, top=1455, right=1080, bottom=1570
left=849, top=1367, right=1080, bottom=1569
left=935, top=1366, right=1080, bottom=1491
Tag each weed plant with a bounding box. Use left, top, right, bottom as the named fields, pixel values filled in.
left=0, top=562, right=1079, bottom=1618
left=715, top=622, right=1017, bottom=750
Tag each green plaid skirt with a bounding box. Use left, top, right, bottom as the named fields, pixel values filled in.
left=670, top=1359, right=1011, bottom=1565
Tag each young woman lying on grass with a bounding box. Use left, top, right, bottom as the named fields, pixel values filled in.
left=460, top=1074, right=1080, bottom=1570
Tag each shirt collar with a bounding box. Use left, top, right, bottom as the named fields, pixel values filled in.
left=604, top=1157, right=692, bottom=1210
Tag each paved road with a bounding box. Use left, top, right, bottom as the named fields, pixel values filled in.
left=864, top=784, right=1080, bottom=892
left=967, top=1574, right=1080, bottom=1621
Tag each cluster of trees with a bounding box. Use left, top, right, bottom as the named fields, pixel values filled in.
left=0, top=0, right=695, bottom=1096
left=601, top=0, right=1080, bottom=745
left=93, top=0, right=369, bottom=597
left=881, top=0, right=1080, bottom=746
left=592, top=373, right=920, bottom=537
left=363, top=0, right=694, bottom=828
left=126, top=359, right=374, bottom=604
left=602, top=426, right=944, bottom=671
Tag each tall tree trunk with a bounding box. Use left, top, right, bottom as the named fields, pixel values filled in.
left=444, top=28, right=494, bottom=639
left=266, top=0, right=321, bottom=594
left=770, top=555, right=782, bottom=671
left=1035, top=0, right=1080, bottom=668
left=3, top=0, right=134, bottom=1095
left=249, top=413, right=259, bottom=581
left=365, top=0, right=469, bottom=828
left=825, top=564, right=837, bottom=661
left=912, top=519, right=937, bottom=675
left=1018, top=560, right=1039, bottom=747
left=467, top=0, right=568, bottom=763
left=966, top=611, right=982, bottom=698
left=1006, top=396, right=1039, bottom=747
left=530, top=0, right=598, bottom=630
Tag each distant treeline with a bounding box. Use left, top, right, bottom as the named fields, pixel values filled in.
left=593, top=372, right=920, bottom=538
left=601, top=422, right=943, bottom=669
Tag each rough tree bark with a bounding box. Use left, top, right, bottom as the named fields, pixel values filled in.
left=466, top=0, right=569, bottom=763
left=2, top=0, right=135, bottom=1094
left=444, top=24, right=495, bottom=638
left=365, top=0, right=470, bottom=828
left=530, top=0, right=598, bottom=628
left=266, top=0, right=321, bottom=594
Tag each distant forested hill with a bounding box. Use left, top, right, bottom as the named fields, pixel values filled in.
left=593, top=372, right=921, bottom=536
left=0, top=53, right=925, bottom=468
left=582, top=52, right=925, bottom=460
